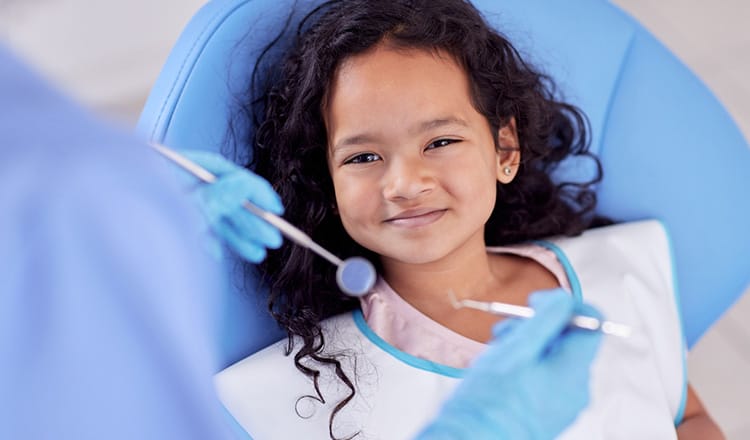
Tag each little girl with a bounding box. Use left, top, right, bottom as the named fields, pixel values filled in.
left=213, top=0, right=722, bottom=438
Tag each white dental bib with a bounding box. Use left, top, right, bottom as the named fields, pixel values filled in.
left=215, top=220, right=686, bottom=439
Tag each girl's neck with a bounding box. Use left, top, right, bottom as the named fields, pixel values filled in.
left=380, top=232, right=508, bottom=311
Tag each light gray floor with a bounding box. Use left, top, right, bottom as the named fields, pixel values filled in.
left=2, top=0, right=749, bottom=437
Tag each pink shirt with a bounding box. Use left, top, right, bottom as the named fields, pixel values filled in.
left=359, top=244, right=571, bottom=369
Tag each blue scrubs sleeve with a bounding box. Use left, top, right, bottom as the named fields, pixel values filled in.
left=0, top=44, right=243, bottom=439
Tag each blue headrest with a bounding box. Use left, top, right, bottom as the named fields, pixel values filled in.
left=138, top=0, right=750, bottom=364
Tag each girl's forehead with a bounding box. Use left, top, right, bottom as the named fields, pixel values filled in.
left=335, top=44, right=461, bottom=82
left=324, top=45, right=485, bottom=148
left=328, top=45, right=471, bottom=113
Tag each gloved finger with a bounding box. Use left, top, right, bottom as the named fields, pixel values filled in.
left=492, top=289, right=575, bottom=367
left=213, top=219, right=268, bottom=263
left=490, top=316, right=520, bottom=339
left=224, top=171, right=284, bottom=216
left=227, top=206, right=283, bottom=249
left=180, top=150, right=242, bottom=176
left=547, top=325, right=603, bottom=369
left=546, top=302, right=604, bottom=367
left=573, top=301, right=604, bottom=321
left=488, top=288, right=573, bottom=339
left=194, top=187, right=231, bottom=228
left=524, top=289, right=576, bottom=340
left=473, top=317, right=522, bottom=370
left=181, top=151, right=285, bottom=215
left=199, top=170, right=284, bottom=216
left=527, top=287, right=570, bottom=309
left=542, top=329, right=602, bottom=419
left=195, top=172, right=283, bottom=222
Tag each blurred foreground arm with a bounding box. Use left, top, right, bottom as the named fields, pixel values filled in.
left=0, top=44, right=240, bottom=439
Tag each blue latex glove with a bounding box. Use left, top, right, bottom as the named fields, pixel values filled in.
left=180, top=150, right=284, bottom=263
left=416, top=289, right=603, bottom=440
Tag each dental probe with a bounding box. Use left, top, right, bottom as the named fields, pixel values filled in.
left=150, top=144, right=376, bottom=297
left=448, top=291, right=631, bottom=338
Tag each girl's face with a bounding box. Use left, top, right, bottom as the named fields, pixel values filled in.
left=325, top=45, right=519, bottom=267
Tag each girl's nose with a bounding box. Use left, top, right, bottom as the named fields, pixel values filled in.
left=382, top=156, right=435, bottom=201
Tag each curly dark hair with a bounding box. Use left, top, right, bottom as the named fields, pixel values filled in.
left=234, top=0, right=606, bottom=437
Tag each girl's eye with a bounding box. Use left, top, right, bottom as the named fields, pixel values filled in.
left=344, top=152, right=381, bottom=164
left=426, top=138, right=459, bottom=150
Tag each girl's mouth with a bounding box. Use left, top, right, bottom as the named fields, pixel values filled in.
left=385, top=209, right=447, bottom=228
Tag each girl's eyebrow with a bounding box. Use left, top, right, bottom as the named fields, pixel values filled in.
left=332, top=116, right=469, bottom=152
left=333, top=133, right=380, bottom=152
left=416, top=116, right=469, bottom=133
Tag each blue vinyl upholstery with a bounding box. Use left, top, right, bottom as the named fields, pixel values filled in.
left=137, top=0, right=750, bottom=366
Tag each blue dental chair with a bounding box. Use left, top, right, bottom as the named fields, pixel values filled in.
left=137, top=0, right=750, bottom=368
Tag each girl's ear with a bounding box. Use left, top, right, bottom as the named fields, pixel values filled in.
left=495, top=117, right=521, bottom=184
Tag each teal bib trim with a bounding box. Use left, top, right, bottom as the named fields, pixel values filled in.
left=532, top=240, right=583, bottom=302
left=352, top=310, right=466, bottom=378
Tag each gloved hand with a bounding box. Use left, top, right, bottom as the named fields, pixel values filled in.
left=416, top=289, right=603, bottom=440
left=180, top=150, right=283, bottom=263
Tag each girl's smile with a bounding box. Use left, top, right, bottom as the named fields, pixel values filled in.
left=384, top=208, right=447, bottom=228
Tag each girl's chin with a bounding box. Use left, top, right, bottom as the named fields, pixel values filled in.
left=377, top=250, right=454, bottom=267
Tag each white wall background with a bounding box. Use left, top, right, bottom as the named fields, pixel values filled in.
left=2, top=0, right=749, bottom=437
left=0, top=0, right=206, bottom=121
